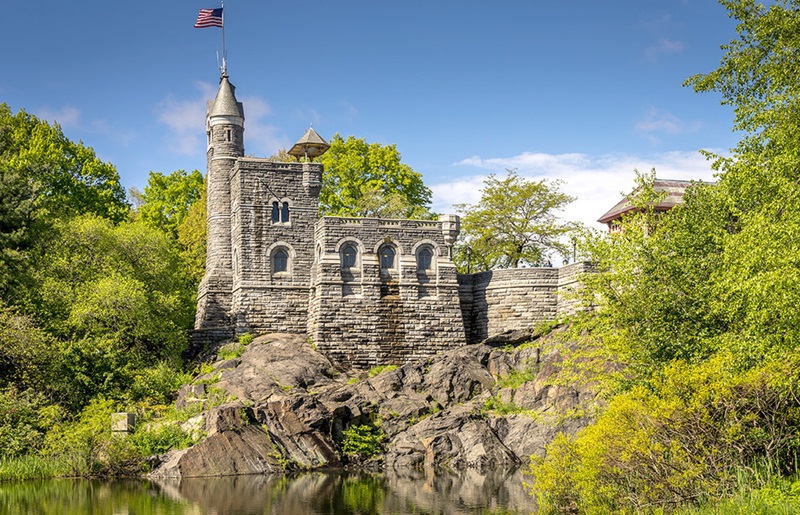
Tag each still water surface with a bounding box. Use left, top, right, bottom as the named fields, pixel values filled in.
left=0, top=468, right=537, bottom=514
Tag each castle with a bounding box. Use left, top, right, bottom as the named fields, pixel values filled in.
left=195, top=75, right=588, bottom=368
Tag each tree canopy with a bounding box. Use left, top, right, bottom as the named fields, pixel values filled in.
left=454, top=169, right=575, bottom=272
left=317, top=134, right=433, bottom=219
left=137, top=169, right=204, bottom=238
left=530, top=2, right=800, bottom=512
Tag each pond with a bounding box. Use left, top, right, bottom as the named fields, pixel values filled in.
left=0, top=468, right=538, bottom=514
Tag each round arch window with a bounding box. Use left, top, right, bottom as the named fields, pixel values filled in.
left=273, top=249, right=289, bottom=273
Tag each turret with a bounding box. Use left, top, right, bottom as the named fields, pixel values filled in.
left=194, top=74, right=245, bottom=342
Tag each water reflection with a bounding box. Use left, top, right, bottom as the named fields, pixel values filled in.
left=0, top=468, right=537, bottom=514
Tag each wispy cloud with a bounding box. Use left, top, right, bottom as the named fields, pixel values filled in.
left=35, top=106, right=81, bottom=128
left=635, top=107, right=703, bottom=144
left=432, top=150, right=719, bottom=230
left=157, top=82, right=215, bottom=156
left=645, top=38, right=685, bottom=60
left=157, top=82, right=288, bottom=157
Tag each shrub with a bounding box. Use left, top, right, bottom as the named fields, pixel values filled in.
left=341, top=424, right=385, bottom=459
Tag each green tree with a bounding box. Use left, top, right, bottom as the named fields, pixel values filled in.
left=529, top=2, right=800, bottom=511
left=176, top=178, right=207, bottom=285
left=0, top=104, right=128, bottom=222
left=27, top=215, right=195, bottom=409
left=454, top=169, right=575, bottom=272
left=138, top=169, right=204, bottom=238
left=318, top=134, right=432, bottom=218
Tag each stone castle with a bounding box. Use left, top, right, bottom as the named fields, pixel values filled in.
left=195, top=75, right=588, bottom=368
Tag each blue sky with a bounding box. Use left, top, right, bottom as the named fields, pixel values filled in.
left=2, top=1, right=739, bottom=229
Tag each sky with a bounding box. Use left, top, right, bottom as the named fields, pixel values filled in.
left=2, top=1, right=741, bottom=230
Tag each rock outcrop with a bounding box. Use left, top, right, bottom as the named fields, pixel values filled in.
left=150, top=331, right=599, bottom=478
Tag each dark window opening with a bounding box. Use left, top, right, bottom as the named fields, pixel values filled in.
left=281, top=202, right=290, bottom=223
left=273, top=249, right=288, bottom=273
left=417, top=248, right=433, bottom=271
left=271, top=202, right=280, bottom=223
left=379, top=245, right=396, bottom=270
left=341, top=244, right=358, bottom=269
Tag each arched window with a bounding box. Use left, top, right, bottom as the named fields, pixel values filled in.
left=271, top=201, right=280, bottom=223
left=379, top=245, right=396, bottom=270
left=341, top=243, right=358, bottom=269
left=273, top=249, right=288, bottom=273
left=417, top=247, right=433, bottom=272
left=281, top=202, right=290, bottom=223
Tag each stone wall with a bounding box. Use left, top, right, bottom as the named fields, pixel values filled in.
left=230, top=160, right=322, bottom=335
left=308, top=216, right=466, bottom=368
left=458, top=262, right=591, bottom=344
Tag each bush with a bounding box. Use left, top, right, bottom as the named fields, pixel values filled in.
left=529, top=352, right=800, bottom=514
left=341, top=424, right=385, bottom=459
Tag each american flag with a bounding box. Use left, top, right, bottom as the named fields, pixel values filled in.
left=194, top=8, right=223, bottom=28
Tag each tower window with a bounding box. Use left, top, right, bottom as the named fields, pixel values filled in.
left=271, top=202, right=280, bottom=223
left=226, top=129, right=232, bottom=142
left=379, top=244, right=396, bottom=270
left=273, top=249, right=288, bottom=273
left=281, top=202, right=290, bottom=223
left=417, top=247, right=433, bottom=271
left=341, top=243, right=358, bottom=269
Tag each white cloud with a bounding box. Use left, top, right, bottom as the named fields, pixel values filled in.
left=432, top=150, right=719, bottom=230
left=35, top=106, right=81, bottom=128
left=635, top=107, right=703, bottom=144
left=645, top=38, right=685, bottom=60
left=157, top=83, right=289, bottom=158
left=241, top=95, right=291, bottom=156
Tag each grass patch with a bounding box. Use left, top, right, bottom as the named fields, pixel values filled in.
left=368, top=364, right=398, bottom=378
left=218, top=333, right=254, bottom=360
left=495, top=368, right=536, bottom=389
left=0, top=454, right=68, bottom=482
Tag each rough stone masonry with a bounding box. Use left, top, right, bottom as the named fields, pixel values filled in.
left=195, top=74, right=589, bottom=368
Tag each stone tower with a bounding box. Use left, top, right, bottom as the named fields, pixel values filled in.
left=228, top=154, right=324, bottom=336
left=194, top=74, right=244, bottom=342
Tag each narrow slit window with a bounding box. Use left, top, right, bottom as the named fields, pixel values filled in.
left=271, top=202, right=280, bottom=223
left=281, top=202, right=290, bottom=223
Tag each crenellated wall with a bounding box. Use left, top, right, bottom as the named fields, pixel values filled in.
left=308, top=216, right=466, bottom=368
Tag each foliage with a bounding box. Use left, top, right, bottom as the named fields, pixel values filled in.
left=0, top=104, right=128, bottom=299
left=0, top=104, right=128, bottom=223
left=137, top=169, right=204, bottom=238
left=176, top=177, right=207, bottom=285
left=218, top=333, right=254, bottom=360
left=318, top=134, right=433, bottom=219
left=367, top=364, right=398, bottom=378
left=20, top=215, right=196, bottom=411
left=529, top=2, right=800, bottom=511
left=454, top=169, right=576, bottom=272
left=341, top=423, right=385, bottom=459
left=530, top=353, right=800, bottom=513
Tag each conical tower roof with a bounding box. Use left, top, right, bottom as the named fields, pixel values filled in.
left=288, top=125, right=330, bottom=161
left=207, top=75, right=244, bottom=120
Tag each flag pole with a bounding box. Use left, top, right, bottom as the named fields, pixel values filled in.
left=221, top=1, right=227, bottom=75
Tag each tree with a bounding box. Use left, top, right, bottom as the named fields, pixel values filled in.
left=453, top=169, right=575, bottom=272
left=0, top=104, right=129, bottom=302
left=137, top=169, right=204, bottom=238
left=0, top=103, right=128, bottom=223
left=317, top=134, right=433, bottom=218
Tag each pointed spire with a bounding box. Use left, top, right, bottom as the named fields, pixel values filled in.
left=207, top=74, right=244, bottom=121
left=288, top=125, right=330, bottom=162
